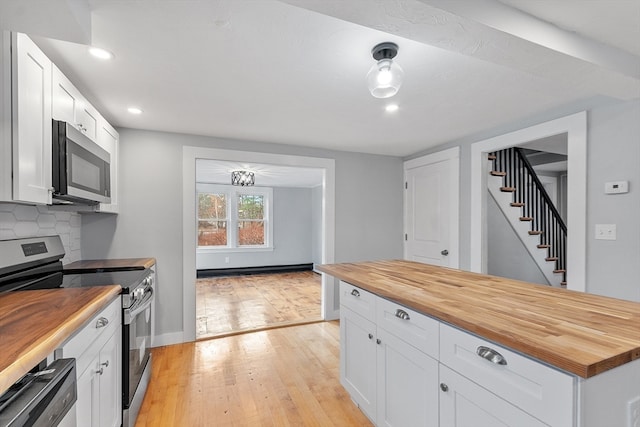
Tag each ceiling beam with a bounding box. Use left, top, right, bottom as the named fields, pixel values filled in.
left=279, top=0, right=640, bottom=100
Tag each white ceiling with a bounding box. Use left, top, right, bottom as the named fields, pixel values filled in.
left=3, top=0, right=640, bottom=158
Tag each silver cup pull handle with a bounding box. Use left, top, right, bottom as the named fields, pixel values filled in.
left=350, top=289, right=360, bottom=297
left=395, top=309, right=410, bottom=320
left=95, top=317, right=109, bottom=328
left=476, top=346, right=508, bottom=365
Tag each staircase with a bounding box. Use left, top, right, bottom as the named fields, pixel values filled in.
left=488, top=148, right=567, bottom=287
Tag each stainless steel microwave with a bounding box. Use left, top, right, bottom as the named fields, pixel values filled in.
left=52, top=119, right=111, bottom=205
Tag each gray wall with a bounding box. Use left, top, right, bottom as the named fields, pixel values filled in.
left=408, top=99, right=640, bottom=302
left=486, top=195, right=548, bottom=285
left=586, top=100, right=640, bottom=301
left=196, top=186, right=315, bottom=269
left=81, top=128, right=404, bottom=338
left=311, top=184, right=323, bottom=266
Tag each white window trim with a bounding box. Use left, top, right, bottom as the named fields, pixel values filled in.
left=196, top=183, right=273, bottom=251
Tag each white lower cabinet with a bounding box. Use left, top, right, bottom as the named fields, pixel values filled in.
left=439, top=364, right=547, bottom=427
left=341, top=306, right=377, bottom=421
left=56, top=297, right=122, bottom=427
left=340, top=281, right=439, bottom=427
left=376, top=328, right=438, bottom=427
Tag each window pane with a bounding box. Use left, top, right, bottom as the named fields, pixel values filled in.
left=238, top=221, right=264, bottom=246
left=198, top=193, right=226, bottom=219
left=198, top=220, right=227, bottom=246
left=237, top=195, right=264, bottom=220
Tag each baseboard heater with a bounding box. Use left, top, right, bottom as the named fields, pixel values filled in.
left=197, top=263, right=314, bottom=278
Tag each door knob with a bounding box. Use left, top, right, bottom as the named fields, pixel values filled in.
left=441, top=249, right=449, bottom=256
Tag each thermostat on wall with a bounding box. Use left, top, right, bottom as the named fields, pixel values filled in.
left=605, top=181, right=629, bottom=194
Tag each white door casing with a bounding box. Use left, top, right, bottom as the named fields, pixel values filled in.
left=182, top=147, right=336, bottom=343
left=470, top=112, right=587, bottom=291
left=404, top=147, right=460, bottom=268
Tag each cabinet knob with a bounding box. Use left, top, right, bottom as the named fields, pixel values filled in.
left=97, top=367, right=104, bottom=375
left=376, top=338, right=381, bottom=345
left=440, top=383, right=449, bottom=392
left=95, top=317, right=109, bottom=328
left=350, top=289, right=360, bottom=297
left=368, top=333, right=373, bottom=340
left=101, top=360, right=109, bottom=368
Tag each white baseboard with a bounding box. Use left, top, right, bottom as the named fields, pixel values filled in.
left=152, top=331, right=185, bottom=348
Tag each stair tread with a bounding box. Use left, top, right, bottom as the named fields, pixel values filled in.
left=510, top=202, right=525, bottom=207
left=528, top=230, right=543, bottom=235
left=490, top=171, right=507, bottom=177
left=519, top=217, right=533, bottom=221
left=554, top=269, right=566, bottom=273
left=487, top=154, right=497, bottom=160
left=537, top=244, right=551, bottom=248
left=546, top=257, right=559, bottom=261
left=500, top=187, right=516, bottom=192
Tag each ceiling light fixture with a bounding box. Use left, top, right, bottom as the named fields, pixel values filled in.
left=231, top=171, right=255, bottom=186
left=127, top=107, right=143, bottom=114
left=89, top=47, right=114, bottom=60
left=367, top=42, right=404, bottom=99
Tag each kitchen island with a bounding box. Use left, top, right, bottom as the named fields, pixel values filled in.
left=318, top=260, right=640, bottom=427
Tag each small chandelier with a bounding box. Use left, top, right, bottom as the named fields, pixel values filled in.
left=366, top=42, right=404, bottom=99
left=231, top=171, right=255, bottom=186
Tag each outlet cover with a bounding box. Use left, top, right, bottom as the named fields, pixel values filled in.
left=595, top=224, right=616, bottom=240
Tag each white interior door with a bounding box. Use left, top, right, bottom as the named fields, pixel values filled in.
left=404, top=148, right=459, bottom=268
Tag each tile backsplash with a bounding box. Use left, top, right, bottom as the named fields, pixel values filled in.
left=0, top=203, right=81, bottom=264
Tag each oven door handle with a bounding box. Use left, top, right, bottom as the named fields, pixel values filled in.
left=124, top=288, right=153, bottom=325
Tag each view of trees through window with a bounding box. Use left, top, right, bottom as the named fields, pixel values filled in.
left=198, top=193, right=227, bottom=246
left=238, top=194, right=265, bottom=246
left=197, top=192, right=266, bottom=247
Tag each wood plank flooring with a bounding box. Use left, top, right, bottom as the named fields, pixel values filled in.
left=196, top=271, right=322, bottom=340
left=135, top=321, right=373, bottom=427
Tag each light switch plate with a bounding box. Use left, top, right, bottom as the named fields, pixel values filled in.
left=595, top=224, right=616, bottom=240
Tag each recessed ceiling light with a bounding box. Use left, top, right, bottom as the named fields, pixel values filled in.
left=89, top=47, right=114, bottom=60
left=127, top=107, right=143, bottom=115
left=385, top=104, right=399, bottom=112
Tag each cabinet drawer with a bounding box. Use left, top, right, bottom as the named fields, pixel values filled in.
left=376, top=297, right=439, bottom=359
left=57, top=297, right=120, bottom=375
left=440, top=323, right=574, bottom=427
left=340, top=281, right=375, bottom=321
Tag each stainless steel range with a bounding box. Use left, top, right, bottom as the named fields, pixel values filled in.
left=0, top=235, right=154, bottom=427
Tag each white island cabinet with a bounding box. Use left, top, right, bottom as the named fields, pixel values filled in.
left=340, top=281, right=439, bottom=427
left=338, top=280, right=640, bottom=427
left=56, top=297, right=122, bottom=427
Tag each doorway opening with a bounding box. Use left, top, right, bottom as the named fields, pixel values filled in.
left=183, top=147, right=336, bottom=343
left=470, top=112, right=586, bottom=291
left=194, top=159, right=325, bottom=339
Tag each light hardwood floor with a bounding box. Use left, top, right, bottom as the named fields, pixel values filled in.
left=135, top=321, right=373, bottom=427
left=196, top=271, right=322, bottom=340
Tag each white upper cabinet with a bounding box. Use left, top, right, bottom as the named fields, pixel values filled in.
left=52, top=65, right=99, bottom=142
left=7, top=32, right=53, bottom=204
left=0, top=32, right=118, bottom=210
left=96, top=117, right=119, bottom=213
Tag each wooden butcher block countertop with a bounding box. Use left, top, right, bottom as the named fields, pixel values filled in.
left=317, top=260, right=640, bottom=378
left=0, top=286, right=121, bottom=394
left=64, top=257, right=156, bottom=272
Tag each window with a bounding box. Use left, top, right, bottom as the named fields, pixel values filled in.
left=197, top=184, right=272, bottom=250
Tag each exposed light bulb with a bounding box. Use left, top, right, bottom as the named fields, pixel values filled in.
left=385, top=104, right=399, bottom=112
left=377, top=67, right=392, bottom=85
left=127, top=107, right=143, bottom=114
